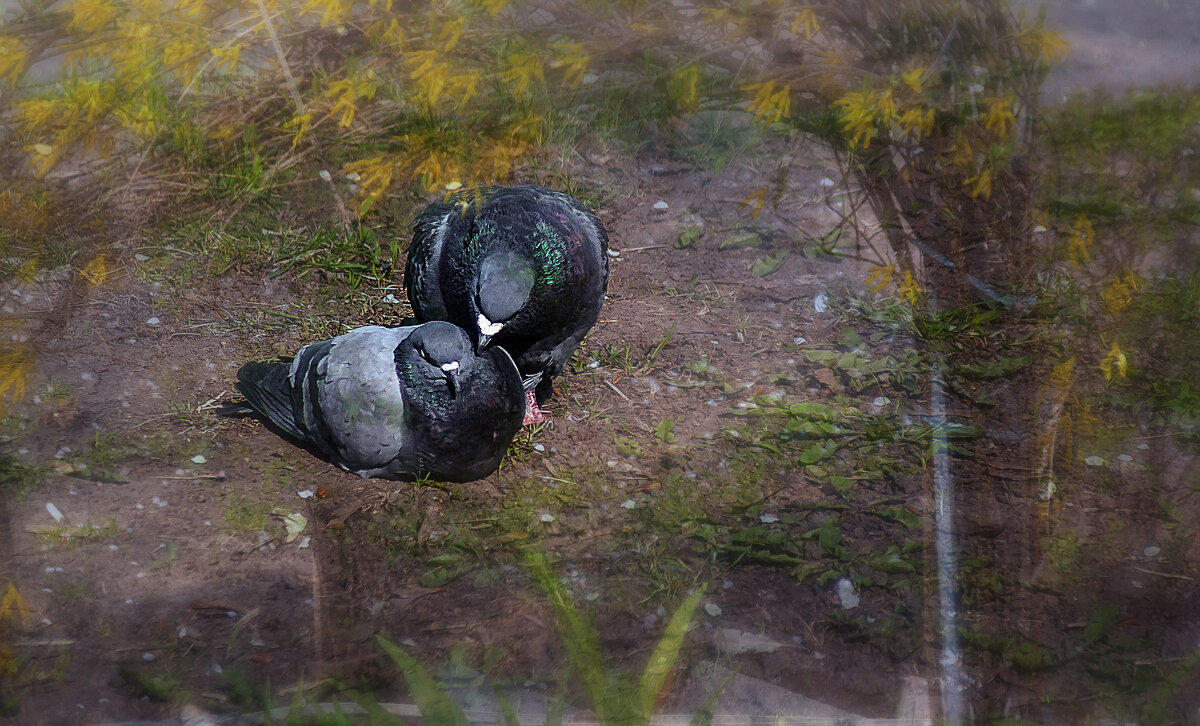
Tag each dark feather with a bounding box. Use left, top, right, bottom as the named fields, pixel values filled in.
left=405, top=185, right=609, bottom=405
left=235, top=361, right=305, bottom=440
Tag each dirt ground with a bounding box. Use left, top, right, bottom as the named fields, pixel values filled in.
left=4, top=7, right=1200, bottom=721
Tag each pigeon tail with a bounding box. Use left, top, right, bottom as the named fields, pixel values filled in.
left=235, top=361, right=306, bottom=441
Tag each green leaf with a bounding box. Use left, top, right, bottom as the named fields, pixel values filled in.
left=675, top=224, right=702, bottom=249
left=799, top=442, right=833, bottom=464
left=837, top=328, right=865, bottom=348
left=718, top=231, right=765, bottom=249
left=817, top=520, right=842, bottom=554
left=750, top=249, right=789, bottom=277
left=869, top=505, right=921, bottom=529
left=867, top=548, right=916, bottom=573
left=804, top=349, right=840, bottom=366
left=955, top=355, right=1031, bottom=379
left=614, top=435, right=643, bottom=456
left=830, top=475, right=855, bottom=498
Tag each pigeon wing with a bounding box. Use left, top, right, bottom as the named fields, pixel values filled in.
left=407, top=201, right=459, bottom=321
left=309, top=326, right=414, bottom=474
left=235, top=360, right=307, bottom=441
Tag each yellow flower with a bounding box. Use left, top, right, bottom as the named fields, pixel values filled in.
left=983, top=96, right=1015, bottom=137
left=866, top=265, right=895, bottom=292
left=473, top=0, right=508, bottom=14
left=833, top=89, right=875, bottom=149
left=0, top=347, right=32, bottom=413
left=0, top=37, right=28, bottom=84
left=63, top=0, right=119, bottom=34
left=1099, top=341, right=1127, bottom=381
left=210, top=44, right=243, bottom=73
left=897, top=107, right=934, bottom=141
left=0, top=582, right=30, bottom=621
left=282, top=112, right=313, bottom=148
left=500, top=48, right=544, bottom=97
left=965, top=168, right=992, bottom=199
left=744, top=79, right=791, bottom=127
left=80, top=253, right=109, bottom=288
left=900, top=67, right=924, bottom=94
left=900, top=270, right=923, bottom=305
left=1100, top=272, right=1141, bottom=316
left=325, top=68, right=377, bottom=128
left=343, top=155, right=396, bottom=215
left=439, top=18, right=465, bottom=52
left=875, top=89, right=895, bottom=122
left=739, top=187, right=767, bottom=218
left=550, top=43, right=591, bottom=88
left=1067, top=214, right=1094, bottom=267
left=1018, top=26, right=1070, bottom=63
left=791, top=8, right=819, bottom=40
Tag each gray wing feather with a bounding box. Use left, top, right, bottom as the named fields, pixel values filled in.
left=406, top=207, right=454, bottom=320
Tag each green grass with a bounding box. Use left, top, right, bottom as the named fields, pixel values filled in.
left=35, top=518, right=121, bottom=549
left=1042, top=88, right=1200, bottom=230
left=0, top=451, right=47, bottom=501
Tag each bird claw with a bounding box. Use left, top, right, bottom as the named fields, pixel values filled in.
left=523, top=390, right=548, bottom=426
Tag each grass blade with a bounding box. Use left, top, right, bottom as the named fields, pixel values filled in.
left=635, top=587, right=703, bottom=720
left=525, top=549, right=620, bottom=725
left=376, top=635, right=469, bottom=726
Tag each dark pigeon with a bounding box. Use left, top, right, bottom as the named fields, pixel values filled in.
left=235, top=321, right=524, bottom=482
left=405, top=185, right=609, bottom=423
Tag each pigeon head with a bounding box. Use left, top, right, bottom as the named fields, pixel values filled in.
left=474, top=249, right=535, bottom=352
left=397, top=321, right=472, bottom=398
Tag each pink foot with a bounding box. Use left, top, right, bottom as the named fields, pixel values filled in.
left=523, top=389, right=547, bottom=426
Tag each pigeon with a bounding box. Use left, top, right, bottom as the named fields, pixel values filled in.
left=405, top=184, right=609, bottom=424
left=234, top=321, right=525, bottom=482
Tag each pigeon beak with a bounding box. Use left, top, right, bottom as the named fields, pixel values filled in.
left=476, top=314, right=504, bottom=354
left=440, top=361, right=461, bottom=398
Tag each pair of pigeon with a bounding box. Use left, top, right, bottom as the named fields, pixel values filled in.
left=235, top=185, right=609, bottom=482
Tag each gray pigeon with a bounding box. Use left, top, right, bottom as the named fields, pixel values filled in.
left=405, top=185, right=609, bottom=423
left=235, top=321, right=524, bottom=482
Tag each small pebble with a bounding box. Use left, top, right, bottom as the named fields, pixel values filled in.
left=145, top=317, right=160, bottom=325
